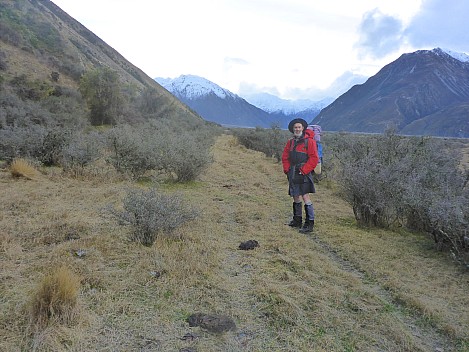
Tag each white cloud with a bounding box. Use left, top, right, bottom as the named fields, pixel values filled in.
left=52, top=0, right=465, bottom=100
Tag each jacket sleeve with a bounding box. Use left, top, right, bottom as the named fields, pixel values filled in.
left=281, top=140, right=291, bottom=174
left=299, top=138, right=319, bottom=175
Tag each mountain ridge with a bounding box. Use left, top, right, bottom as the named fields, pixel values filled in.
left=313, top=48, right=469, bottom=137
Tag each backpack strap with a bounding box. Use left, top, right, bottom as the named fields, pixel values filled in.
left=289, top=137, right=308, bottom=152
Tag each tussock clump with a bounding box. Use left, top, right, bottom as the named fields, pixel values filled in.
left=10, top=158, right=40, bottom=180
left=29, top=266, right=81, bottom=327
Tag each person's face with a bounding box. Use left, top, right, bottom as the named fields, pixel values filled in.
left=293, top=123, right=304, bottom=137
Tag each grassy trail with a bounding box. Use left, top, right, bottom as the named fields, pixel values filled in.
left=1, top=134, right=468, bottom=351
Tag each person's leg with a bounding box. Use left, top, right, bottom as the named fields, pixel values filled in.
left=288, top=195, right=303, bottom=227
left=299, top=193, right=314, bottom=233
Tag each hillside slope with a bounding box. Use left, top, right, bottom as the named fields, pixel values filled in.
left=1, top=135, right=468, bottom=351
left=0, top=0, right=201, bottom=126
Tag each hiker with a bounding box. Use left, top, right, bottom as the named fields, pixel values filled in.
left=282, top=118, right=319, bottom=233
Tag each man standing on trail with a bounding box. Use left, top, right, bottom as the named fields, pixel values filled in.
left=282, top=118, right=319, bottom=233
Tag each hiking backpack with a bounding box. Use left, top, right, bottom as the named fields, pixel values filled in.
left=307, top=124, right=323, bottom=174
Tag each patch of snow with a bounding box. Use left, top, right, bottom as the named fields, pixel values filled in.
left=438, top=48, right=469, bottom=63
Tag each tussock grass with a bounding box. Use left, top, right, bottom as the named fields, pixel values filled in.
left=29, top=266, right=81, bottom=327
left=0, top=134, right=468, bottom=351
left=9, top=158, right=40, bottom=180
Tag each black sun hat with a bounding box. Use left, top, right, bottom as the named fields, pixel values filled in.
left=288, top=118, right=308, bottom=133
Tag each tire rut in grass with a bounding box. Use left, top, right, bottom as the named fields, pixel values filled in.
left=308, top=233, right=458, bottom=352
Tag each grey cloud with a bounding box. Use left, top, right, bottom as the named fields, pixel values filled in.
left=404, top=0, right=469, bottom=52
left=355, top=9, right=404, bottom=59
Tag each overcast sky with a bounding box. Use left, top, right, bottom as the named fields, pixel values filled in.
left=52, top=0, right=468, bottom=100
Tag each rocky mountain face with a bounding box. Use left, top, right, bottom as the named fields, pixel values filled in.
left=313, top=48, right=469, bottom=137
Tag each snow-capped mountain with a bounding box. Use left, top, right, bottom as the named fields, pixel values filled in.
left=156, top=74, right=237, bottom=100
left=241, top=92, right=333, bottom=114
left=155, top=75, right=280, bottom=128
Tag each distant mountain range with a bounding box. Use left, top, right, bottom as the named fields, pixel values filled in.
left=155, top=75, right=325, bottom=129
left=313, top=48, right=469, bottom=137
left=157, top=48, right=469, bottom=137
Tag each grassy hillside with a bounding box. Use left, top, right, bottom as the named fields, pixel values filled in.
left=0, top=0, right=203, bottom=128
left=1, top=134, right=468, bottom=351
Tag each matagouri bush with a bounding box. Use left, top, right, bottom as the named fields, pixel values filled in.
left=232, top=124, right=289, bottom=162
left=107, top=187, right=198, bottom=246
left=105, top=121, right=214, bottom=181
left=327, top=128, right=469, bottom=267
left=0, top=119, right=216, bottom=183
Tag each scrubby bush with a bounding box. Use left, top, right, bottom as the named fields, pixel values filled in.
left=0, top=125, right=47, bottom=162
left=62, top=131, right=104, bottom=173
left=105, top=122, right=214, bottom=181
left=0, top=91, right=57, bottom=127
left=0, top=125, right=76, bottom=167
left=10, top=74, right=54, bottom=101
left=108, top=187, right=197, bottom=246
left=0, top=50, right=7, bottom=71
left=158, top=128, right=213, bottom=182
left=39, top=128, right=72, bottom=166
left=105, top=124, right=159, bottom=179
left=233, top=124, right=289, bottom=162
left=137, top=87, right=167, bottom=115
left=330, top=128, right=469, bottom=266
left=79, top=67, right=124, bottom=126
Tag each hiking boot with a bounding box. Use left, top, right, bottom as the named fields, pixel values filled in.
left=287, top=202, right=303, bottom=228
left=288, top=216, right=302, bottom=228
left=299, top=220, right=314, bottom=233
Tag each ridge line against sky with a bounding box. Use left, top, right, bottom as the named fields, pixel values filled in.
left=52, top=0, right=468, bottom=101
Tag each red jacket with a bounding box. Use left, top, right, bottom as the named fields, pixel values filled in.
left=281, top=128, right=319, bottom=175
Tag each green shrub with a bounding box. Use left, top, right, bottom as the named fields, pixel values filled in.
left=107, top=187, right=197, bottom=246
left=79, top=68, right=124, bottom=126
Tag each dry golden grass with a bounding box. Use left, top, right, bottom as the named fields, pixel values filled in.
left=29, top=266, right=81, bottom=327
left=0, top=134, right=468, bottom=351
left=9, top=158, right=41, bottom=180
